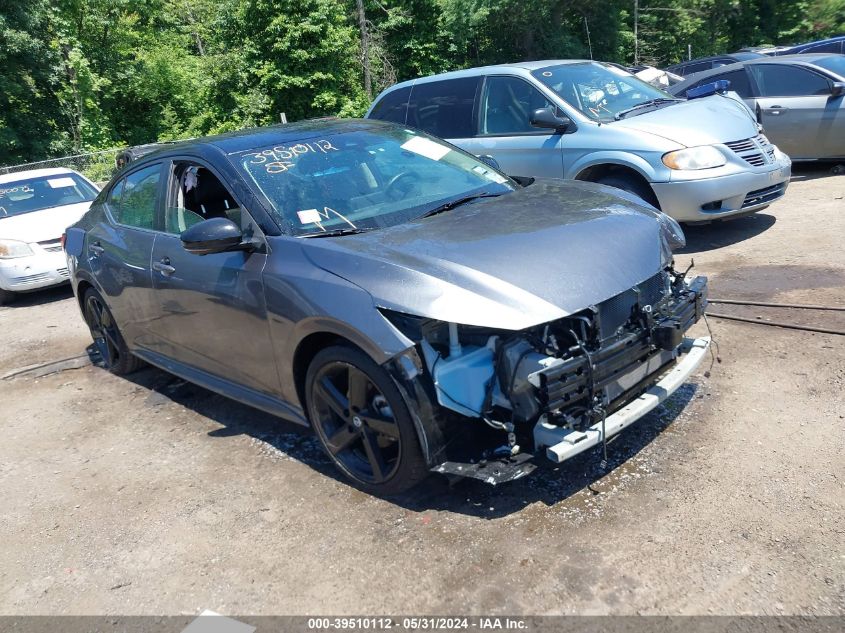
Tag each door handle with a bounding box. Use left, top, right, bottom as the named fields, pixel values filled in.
left=152, top=257, right=176, bottom=276
left=764, top=105, right=787, bottom=115
left=88, top=241, right=104, bottom=256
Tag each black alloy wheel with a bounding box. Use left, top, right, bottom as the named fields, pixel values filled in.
left=83, top=287, right=142, bottom=375
left=305, top=346, right=427, bottom=495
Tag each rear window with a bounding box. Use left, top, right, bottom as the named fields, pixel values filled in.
left=406, top=77, right=480, bottom=139
left=690, top=69, right=752, bottom=98
left=0, top=173, right=98, bottom=218
left=369, top=86, right=411, bottom=124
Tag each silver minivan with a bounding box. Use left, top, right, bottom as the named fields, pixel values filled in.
left=366, top=60, right=792, bottom=222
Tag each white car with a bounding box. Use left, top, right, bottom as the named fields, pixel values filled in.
left=0, top=167, right=99, bottom=304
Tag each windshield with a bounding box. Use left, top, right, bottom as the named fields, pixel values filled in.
left=234, top=127, right=516, bottom=236
left=532, top=62, right=675, bottom=121
left=0, top=173, right=98, bottom=218
left=814, top=56, right=845, bottom=79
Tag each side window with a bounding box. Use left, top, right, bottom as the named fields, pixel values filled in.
left=480, top=76, right=554, bottom=135
left=406, top=77, right=480, bottom=139
left=679, top=61, right=710, bottom=76
left=748, top=65, right=831, bottom=97
left=111, top=164, right=160, bottom=230
left=803, top=42, right=841, bottom=54
left=715, top=69, right=753, bottom=97
left=164, top=163, right=241, bottom=235
left=369, top=86, right=411, bottom=124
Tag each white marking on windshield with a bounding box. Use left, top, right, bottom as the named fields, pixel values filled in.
left=244, top=139, right=339, bottom=174
left=400, top=136, right=450, bottom=161
left=47, top=177, right=76, bottom=188
left=297, top=206, right=356, bottom=231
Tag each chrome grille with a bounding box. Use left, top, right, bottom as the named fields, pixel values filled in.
left=38, top=239, right=63, bottom=253
left=742, top=183, right=786, bottom=209
left=57, top=267, right=69, bottom=278
left=11, top=272, right=51, bottom=285
left=725, top=134, right=774, bottom=167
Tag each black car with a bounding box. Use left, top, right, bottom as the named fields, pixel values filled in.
left=773, top=35, right=845, bottom=56
left=666, top=52, right=764, bottom=77
left=64, top=119, right=709, bottom=495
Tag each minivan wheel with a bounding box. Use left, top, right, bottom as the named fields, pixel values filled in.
left=83, top=287, right=143, bottom=375
left=305, top=345, right=428, bottom=495
left=595, top=173, right=660, bottom=209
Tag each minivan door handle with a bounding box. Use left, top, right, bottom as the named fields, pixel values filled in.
left=764, top=105, right=787, bottom=115
left=152, top=257, right=176, bottom=276
left=88, top=241, right=104, bottom=256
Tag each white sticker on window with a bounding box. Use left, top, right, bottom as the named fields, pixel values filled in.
left=47, top=177, right=76, bottom=188
left=297, top=209, right=323, bottom=224
left=400, top=136, right=450, bottom=161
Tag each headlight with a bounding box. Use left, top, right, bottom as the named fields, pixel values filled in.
left=662, top=146, right=726, bottom=170
left=657, top=212, right=686, bottom=251
left=0, top=239, right=34, bottom=259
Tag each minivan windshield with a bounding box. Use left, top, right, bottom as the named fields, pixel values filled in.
left=532, top=62, right=677, bottom=122
left=234, top=127, right=516, bottom=237
left=0, top=173, right=98, bottom=218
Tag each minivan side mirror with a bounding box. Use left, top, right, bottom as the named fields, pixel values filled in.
left=181, top=217, right=249, bottom=255
left=530, top=107, right=572, bottom=132
left=831, top=82, right=845, bottom=98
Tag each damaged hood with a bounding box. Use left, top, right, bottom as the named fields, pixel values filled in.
left=303, top=180, right=669, bottom=330
left=613, top=95, right=758, bottom=146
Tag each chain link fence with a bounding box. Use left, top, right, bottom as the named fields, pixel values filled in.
left=0, top=148, right=127, bottom=186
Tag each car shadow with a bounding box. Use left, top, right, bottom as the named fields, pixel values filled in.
left=111, top=357, right=700, bottom=519
left=677, top=212, right=776, bottom=254
left=789, top=162, right=843, bottom=182
left=3, top=284, right=74, bottom=308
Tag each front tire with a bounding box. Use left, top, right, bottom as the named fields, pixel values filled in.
left=595, top=172, right=660, bottom=209
left=82, top=287, right=143, bottom=375
left=305, top=345, right=428, bottom=496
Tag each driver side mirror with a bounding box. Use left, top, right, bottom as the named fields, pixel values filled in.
left=181, top=217, right=251, bottom=255
left=831, top=82, right=845, bottom=98
left=530, top=107, right=572, bottom=132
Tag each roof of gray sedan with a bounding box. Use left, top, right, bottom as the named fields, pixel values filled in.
left=669, top=53, right=845, bottom=91
left=140, top=118, right=394, bottom=157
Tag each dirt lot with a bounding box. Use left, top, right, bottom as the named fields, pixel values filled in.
left=1, top=166, right=843, bottom=616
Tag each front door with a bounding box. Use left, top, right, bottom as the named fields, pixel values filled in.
left=460, top=75, right=564, bottom=180
left=149, top=160, right=280, bottom=396
left=748, top=64, right=842, bottom=159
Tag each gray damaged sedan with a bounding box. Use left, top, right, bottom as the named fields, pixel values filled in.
left=65, top=119, right=710, bottom=495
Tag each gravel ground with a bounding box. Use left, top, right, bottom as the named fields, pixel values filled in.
left=0, top=166, right=843, bottom=616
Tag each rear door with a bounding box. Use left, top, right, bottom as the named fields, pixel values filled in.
left=404, top=76, right=480, bottom=154
left=86, top=162, right=163, bottom=350
left=148, top=158, right=280, bottom=396
left=459, top=75, right=564, bottom=179
left=747, top=64, right=840, bottom=158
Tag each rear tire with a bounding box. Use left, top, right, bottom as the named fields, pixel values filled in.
left=305, top=345, right=429, bottom=496
left=0, top=289, right=15, bottom=306
left=82, top=287, right=143, bottom=375
left=595, top=172, right=660, bottom=209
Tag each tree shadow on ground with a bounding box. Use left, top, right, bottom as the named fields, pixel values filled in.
left=114, top=358, right=699, bottom=519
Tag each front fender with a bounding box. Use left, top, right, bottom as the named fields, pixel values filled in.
left=572, top=151, right=665, bottom=183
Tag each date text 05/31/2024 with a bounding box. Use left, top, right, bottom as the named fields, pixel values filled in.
left=306, top=618, right=528, bottom=630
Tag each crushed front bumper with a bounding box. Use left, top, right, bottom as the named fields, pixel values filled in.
left=534, top=336, right=710, bottom=463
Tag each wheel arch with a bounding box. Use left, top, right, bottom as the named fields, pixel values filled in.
left=575, top=162, right=661, bottom=209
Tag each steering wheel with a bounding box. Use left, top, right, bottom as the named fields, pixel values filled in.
left=384, top=171, right=420, bottom=201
